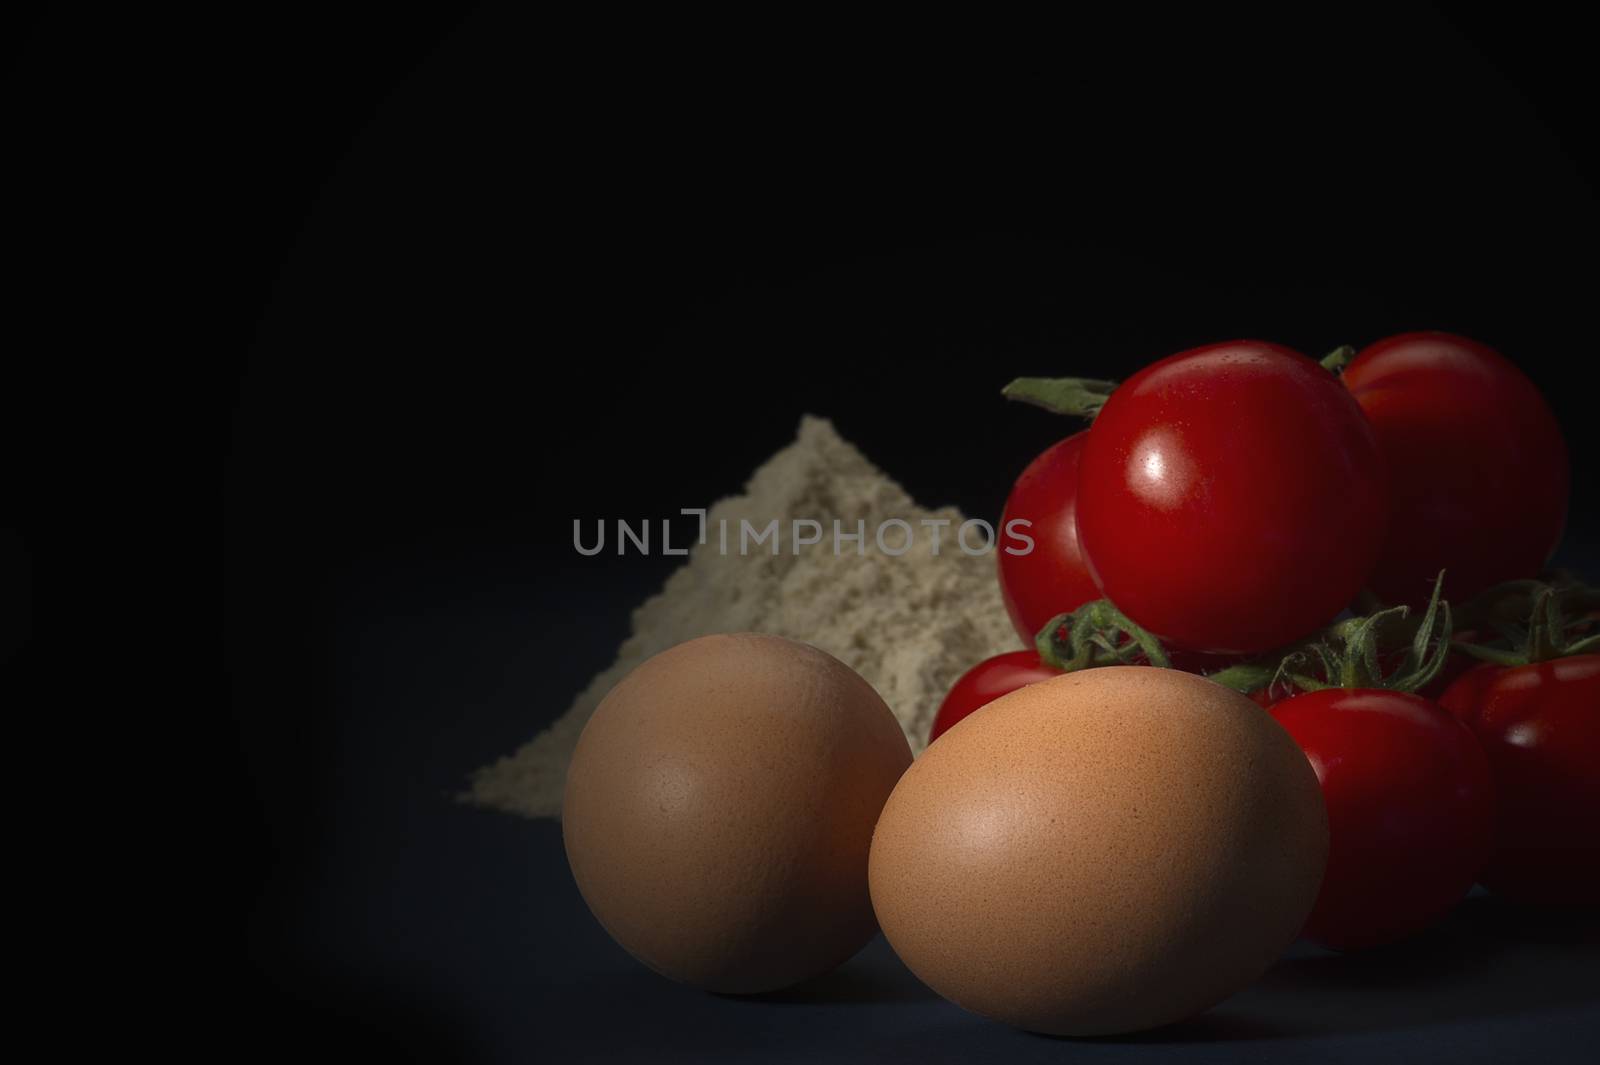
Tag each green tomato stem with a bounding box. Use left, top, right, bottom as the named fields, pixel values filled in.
left=1002, top=377, right=1118, bottom=420
left=1319, top=345, right=1356, bottom=374
left=1033, top=599, right=1173, bottom=672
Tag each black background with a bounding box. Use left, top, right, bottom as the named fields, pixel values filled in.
left=21, top=4, right=1600, bottom=1061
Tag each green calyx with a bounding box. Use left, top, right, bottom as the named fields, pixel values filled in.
left=1207, top=572, right=1453, bottom=697
left=1319, top=344, right=1356, bottom=374
left=1035, top=598, right=1172, bottom=672
left=1002, top=377, right=1118, bottom=420
left=1452, top=578, right=1600, bottom=667
left=1005, top=344, right=1350, bottom=419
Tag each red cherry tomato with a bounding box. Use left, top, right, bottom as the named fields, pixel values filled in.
left=1342, top=332, right=1569, bottom=606
left=1270, top=689, right=1494, bottom=950
left=929, top=650, right=1059, bottom=743
left=1076, top=340, right=1388, bottom=654
left=1438, top=655, right=1600, bottom=907
left=997, top=433, right=1100, bottom=646
left=1247, top=687, right=1282, bottom=709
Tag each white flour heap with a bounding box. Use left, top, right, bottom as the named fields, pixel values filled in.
left=467, top=415, right=1019, bottom=818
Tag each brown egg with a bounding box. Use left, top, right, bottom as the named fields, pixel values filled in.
left=562, top=633, right=913, bottom=993
left=868, top=666, right=1327, bottom=1035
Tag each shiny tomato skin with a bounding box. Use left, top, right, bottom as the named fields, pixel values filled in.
left=928, top=650, right=1059, bottom=743
left=997, top=433, right=1101, bottom=646
left=1439, top=656, right=1600, bottom=907
left=1342, top=332, right=1569, bottom=606
left=1076, top=341, right=1387, bottom=655
left=1270, top=689, right=1494, bottom=950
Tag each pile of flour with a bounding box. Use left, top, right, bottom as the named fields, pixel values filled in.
left=467, top=415, right=1019, bottom=818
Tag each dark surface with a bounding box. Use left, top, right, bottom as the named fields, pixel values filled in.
left=284, top=548, right=1600, bottom=1064
left=20, top=2, right=1591, bottom=1060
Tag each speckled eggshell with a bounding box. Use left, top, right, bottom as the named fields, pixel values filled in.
left=868, top=666, right=1328, bottom=1036
left=562, top=633, right=913, bottom=993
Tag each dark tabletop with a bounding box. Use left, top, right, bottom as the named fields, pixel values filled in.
left=227, top=549, right=1600, bottom=1064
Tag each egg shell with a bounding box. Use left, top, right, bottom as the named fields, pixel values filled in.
left=562, top=633, right=913, bottom=993
left=868, top=666, right=1328, bottom=1035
